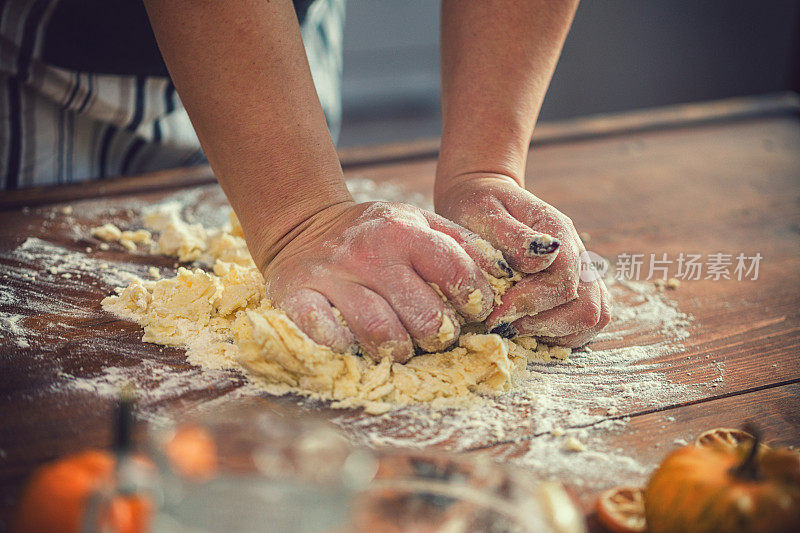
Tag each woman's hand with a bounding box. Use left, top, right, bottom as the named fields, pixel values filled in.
left=435, top=173, right=612, bottom=348
left=261, top=200, right=511, bottom=362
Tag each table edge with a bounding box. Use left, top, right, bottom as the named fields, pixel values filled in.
left=1, top=92, right=797, bottom=210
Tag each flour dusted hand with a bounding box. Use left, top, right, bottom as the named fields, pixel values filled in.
left=262, top=201, right=510, bottom=362
left=435, top=174, right=612, bottom=347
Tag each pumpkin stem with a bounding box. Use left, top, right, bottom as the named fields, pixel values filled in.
left=113, top=386, right=136, bottom=455
left=731, top=422, right=762, bottom=481
left=112, top=386, right=140, bottom=497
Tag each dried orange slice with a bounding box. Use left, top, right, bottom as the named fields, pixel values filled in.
left=165, top=424, right=218, bottom=479
left=694, top=427, right=767, bottom=453
left=596, top=486, right=646, bottom=533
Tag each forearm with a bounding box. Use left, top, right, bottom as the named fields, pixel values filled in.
left=436, top=0, right=578, bottom=194
left=143, top=0, right=352, bottom=267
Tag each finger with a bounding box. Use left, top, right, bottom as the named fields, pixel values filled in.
left=365, top=265, right=461, bottom=353
left=277, top=288, right=356, bottom=353
left=407, top=230, right=494, bottom=322
left=535, top=281, right=613, bottom=348
left=421, top=211, right=513, bottom=278
left=458, top=198, right=560, bottom=274
left=486, top=238, right=581, bottom=328
left=321, top=281, right=414, bottom=363
left=511, top=280, right=602, bottom=337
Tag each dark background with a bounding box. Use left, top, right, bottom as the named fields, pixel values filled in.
left=338, top=0, right=800, bottom=147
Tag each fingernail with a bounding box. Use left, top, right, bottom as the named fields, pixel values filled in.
left=496, top=259, right=514, bottom=277
left=351, top=344, right=368, bottom=360
left=347, top=342, right=361, bottom=356
left=488, top=322, right=518, bottom=339
left=526, top=236, right=560, bottom=256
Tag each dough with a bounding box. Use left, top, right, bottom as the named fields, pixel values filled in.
left=98, top=206, right=569, bottom=413
left=91, top=223, right=122, bottom=242
left=91, top=223, right=153, bottom=251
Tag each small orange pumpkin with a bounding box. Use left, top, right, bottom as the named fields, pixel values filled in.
left=645, top=430, right=800, bottom=533
left=13, top=450, right=151, bottom=533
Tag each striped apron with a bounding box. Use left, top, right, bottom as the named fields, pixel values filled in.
left=0, top=0, right=345, bottom=190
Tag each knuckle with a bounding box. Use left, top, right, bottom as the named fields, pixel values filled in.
left=366, top=200, right=395, bottom=218
left=449, top=262, right=477, bottom=293
left=360, top=203, right=421, bottom=235
left=578, top=298, right=602, bottom=329
left=478, top=194, right=501, bottom=212
left=430, top=230, right=459, bottom=250
left=362, top=315, right=395, bottom=341
left=548, top=246, right=580, bottom=277
left=556, top=212, right=575, bottom=231
left=426, top=210, right=451, bottom=227
left=559, top=276, right=580, bottom=302
left=597, top=304, right=612, bottom=329
left=408, top=306, right=443, bottom=337
left=382, top=215, right=408, bottom=231
left=427, top=240, right=479, bottom=291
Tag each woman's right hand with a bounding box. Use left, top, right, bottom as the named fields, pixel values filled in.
left=260, top=201, right=511, bottom=363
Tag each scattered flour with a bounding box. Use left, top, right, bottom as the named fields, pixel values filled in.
left=0, top=180, right=701, bottom=492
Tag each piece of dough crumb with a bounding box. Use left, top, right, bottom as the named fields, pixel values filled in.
left=464, top=289, right=483, bottom=316
left=91, top=223, right=122, bottom=242
left=564, top=436, right=586, bottom=452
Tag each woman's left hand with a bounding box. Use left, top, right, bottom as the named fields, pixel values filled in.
left=434, top=172, right=612, bottom=348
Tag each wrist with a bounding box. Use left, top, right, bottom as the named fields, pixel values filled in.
left=435, top=143, right=527, bottom=201
left=259, top=198, right=356, bottom=273
left=434, top=171, right=521, bottom=214
left=436, top=122, right=529, bottom=183
left=231, top=178, right=354, bottom=272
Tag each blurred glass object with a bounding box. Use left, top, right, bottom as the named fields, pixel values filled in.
left=351, top=450, right=586, bottom=533
left=84, top=398, right=585, bottom=532
left=147, top=402, right=376, bottom=533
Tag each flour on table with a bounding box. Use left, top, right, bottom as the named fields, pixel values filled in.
left=99, top=205, right=569, bottom=414
left=1, top=183, right=701, bottom=494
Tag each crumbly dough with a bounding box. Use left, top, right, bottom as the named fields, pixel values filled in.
left=99, top=206, right=569, bottom=413
left=91, top=223, right=122, bottom=242
left=464, top=289, right=484, bottom=316
left=91, top=223, right=153, bottom=251
left=436, top=314, right=456, bottom=343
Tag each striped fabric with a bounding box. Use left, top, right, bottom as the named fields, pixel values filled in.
left=302, top=0, right=346, bottom=144
left=0, top=0, right=345, bottom=190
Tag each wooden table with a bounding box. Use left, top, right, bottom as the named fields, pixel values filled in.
left=2, top=93, right=799, bottom=531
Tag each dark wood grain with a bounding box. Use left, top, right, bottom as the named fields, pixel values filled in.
left=1, top=94, right=799, bottom=531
